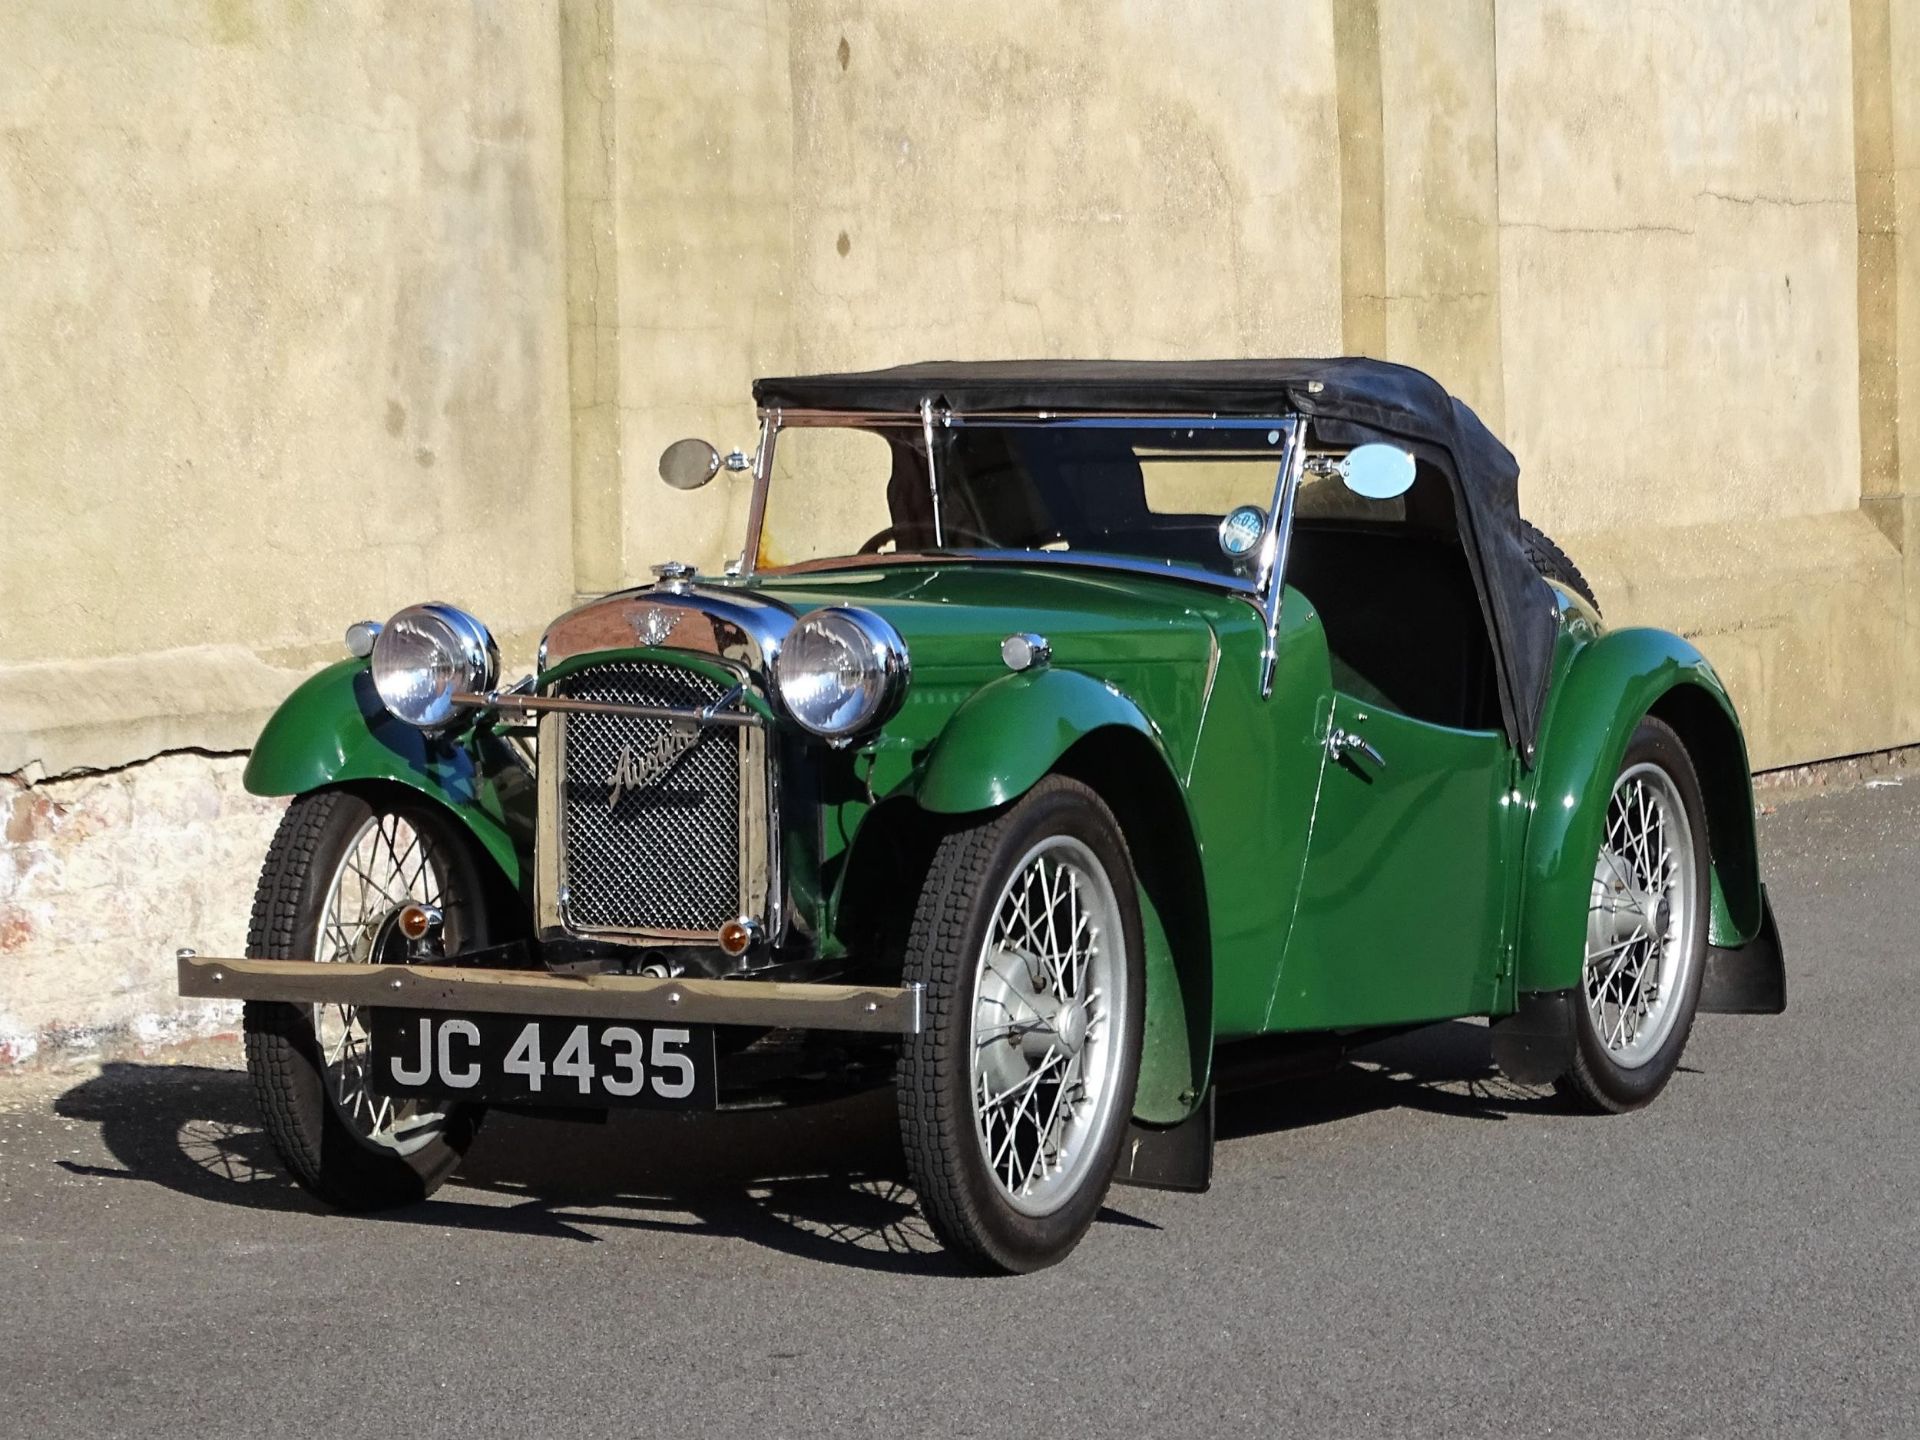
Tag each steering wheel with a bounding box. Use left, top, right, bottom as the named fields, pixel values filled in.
left=858, top=521, right=1004, bottom=555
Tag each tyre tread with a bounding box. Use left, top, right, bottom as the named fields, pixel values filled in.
left=1520, top=518, right=1601, bottom=614
left=898, top=798, right=1008, bottom=1266
left=898, top=775, right=1140, bottom=1273
left=240, top=789, right=473, bottom=1210
left=243, top=793, right=346, bottom=1196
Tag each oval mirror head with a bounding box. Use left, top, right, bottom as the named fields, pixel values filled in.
left=1339, top=443, right=1417, bottom=500
left=659, top=438, right=722, bottom=491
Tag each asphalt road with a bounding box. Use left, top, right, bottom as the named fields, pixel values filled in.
left=2, top=780, right=1916, bottom=1438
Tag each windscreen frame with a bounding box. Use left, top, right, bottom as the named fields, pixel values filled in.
left=745, top=408, right=1304, bottom=607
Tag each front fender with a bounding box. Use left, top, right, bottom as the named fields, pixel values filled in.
left=912, top=667, right=1169, bottom=814
left=244, top=660, right=535, bottom=893
left=910, top=669, right=1209, bottom=1128
left=1515, top=627, right=1764, bottom=996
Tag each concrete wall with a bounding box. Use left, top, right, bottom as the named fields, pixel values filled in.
left=0, top=0, right=576, bottom=773
left=3, top=0, right=1917, bottom=1064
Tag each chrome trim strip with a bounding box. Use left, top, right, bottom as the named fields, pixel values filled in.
left=1188, top=623, right=1222, bottom=785
left=763, top=409, right=1296, bottom=427
left=456, top=691, right=757, bottom=728
left=177, top=953, right=924, bottom=1035
left=760, top=547, right=1264, bottom=596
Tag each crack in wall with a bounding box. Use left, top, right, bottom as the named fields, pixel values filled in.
left=1697, top=188, right=1853, bottom=209
left=1501, top=218, right=1694, bottom=237
left=5, top=747, right=252, bottom=793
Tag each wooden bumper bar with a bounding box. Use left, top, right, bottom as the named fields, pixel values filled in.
left=176, top=952, right=923, bottom=1035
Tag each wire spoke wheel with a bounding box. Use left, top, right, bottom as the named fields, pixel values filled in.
left=899, top=777, right=1145, bottom=1272
left=1584, top=762, right=1697, bottom=1069
left=1557, top=717, right=1709, bottom=1113
left=970, top=836, right=1128, bottom=1217
left=243, top=789, right=490, bottom=1209
left=311, top=812, right=451, bottom=1156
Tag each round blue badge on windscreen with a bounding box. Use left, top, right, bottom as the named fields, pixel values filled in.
left=1217, top=505, right=1267, bottom=560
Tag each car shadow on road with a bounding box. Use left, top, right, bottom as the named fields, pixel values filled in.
left=50, top=1061, right=981, bottom=1273
left=50, top=1021, right=1575, bottom=1272
left=1216, top=1020, right=1572, bottom=1139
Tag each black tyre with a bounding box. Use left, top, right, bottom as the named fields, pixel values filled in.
left=1520, top=518, right=1601, bottom=615
left=899, top=777, right=1146, bottom=1273
left=1555, top=717, right=1710, bottom=1113
left=243, top=789, right=492, bottom=1209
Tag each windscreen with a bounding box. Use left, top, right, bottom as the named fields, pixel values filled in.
left=757, top=421, right=1292, bottom=581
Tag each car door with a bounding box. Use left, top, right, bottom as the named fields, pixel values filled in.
left=1262, top=449, right=1518, bottom=1031
left=1270, top=690, right=1512, bottom=1030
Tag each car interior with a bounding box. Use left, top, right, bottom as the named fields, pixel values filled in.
left=875, top=426, right=1505, bottom=734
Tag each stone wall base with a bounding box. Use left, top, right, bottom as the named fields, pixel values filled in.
left=1, top=754, right=280, bottom=1068
left=1564, top=506, right=1917, bottom=771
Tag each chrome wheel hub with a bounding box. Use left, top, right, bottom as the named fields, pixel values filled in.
left=970, top=836, right=1128, bottom=1217
left=1583, top=762, right=1698, bottom=1069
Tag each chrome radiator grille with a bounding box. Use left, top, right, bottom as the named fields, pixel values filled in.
left=552, top=661, right=745, bottom=935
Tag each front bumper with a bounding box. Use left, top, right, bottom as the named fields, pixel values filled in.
left=176, top=951, right=924, bottom=1035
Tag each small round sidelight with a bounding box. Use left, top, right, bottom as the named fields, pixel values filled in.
left=717, top=917, right=761, bottom=957
left=1000, top=633, right=1052, bottom=672
left=344, top=620, right=383, bottom=658
left=369, top=603, right=499, bottom=731
left=396, top=903, right=443, bottom=942
left=773, top=606, right=909, bottom=742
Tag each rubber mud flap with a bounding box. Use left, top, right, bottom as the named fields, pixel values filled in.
left=1490, top=988, right=1577, bottom=1084
left=1700, top=886, right=1787, bottom=1015
left=1113, top=1089, right=1214, bottom=1193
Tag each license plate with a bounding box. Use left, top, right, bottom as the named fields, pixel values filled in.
left=368, top=1011, right=717, bottom=1109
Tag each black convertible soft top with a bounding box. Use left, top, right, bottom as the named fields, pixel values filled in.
left=752, top=358, right=1556, bottom=762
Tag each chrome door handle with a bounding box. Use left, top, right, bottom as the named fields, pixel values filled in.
left=1327, top=727, right=1386, bottom=768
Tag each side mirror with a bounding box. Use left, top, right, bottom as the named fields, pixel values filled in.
left=659, top=438, right=723, bottom=491
left=1337, top=443, right=1417, bottom=500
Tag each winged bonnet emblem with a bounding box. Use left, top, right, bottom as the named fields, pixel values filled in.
left=634, top=607, right=676, bottom=648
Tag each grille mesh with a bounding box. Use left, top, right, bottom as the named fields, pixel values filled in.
left=556, top=661, right=742, bottom=933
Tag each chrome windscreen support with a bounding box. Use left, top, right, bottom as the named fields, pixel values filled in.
left=921, top=396, right=945, bottom=548
left=740, top=412, right=778, bottom=577
left=1258, top=415, right=1306, bottom=698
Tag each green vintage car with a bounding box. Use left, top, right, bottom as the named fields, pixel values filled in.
left=181, top=359, right=1785, bottom=1271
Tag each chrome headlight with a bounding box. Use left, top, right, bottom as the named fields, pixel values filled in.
left=773, top=607, right=909, bottom=742
left=369, top=603, right=499, bottom=731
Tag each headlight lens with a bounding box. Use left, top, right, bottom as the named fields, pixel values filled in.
left=774, top=607, right=909, bottom=741
left=369, top=603, right=499, bottom=731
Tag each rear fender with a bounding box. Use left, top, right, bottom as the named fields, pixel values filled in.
left=1514, top=628, right=1766, bottom=998
left=243, top=660, right=535, bottom=893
